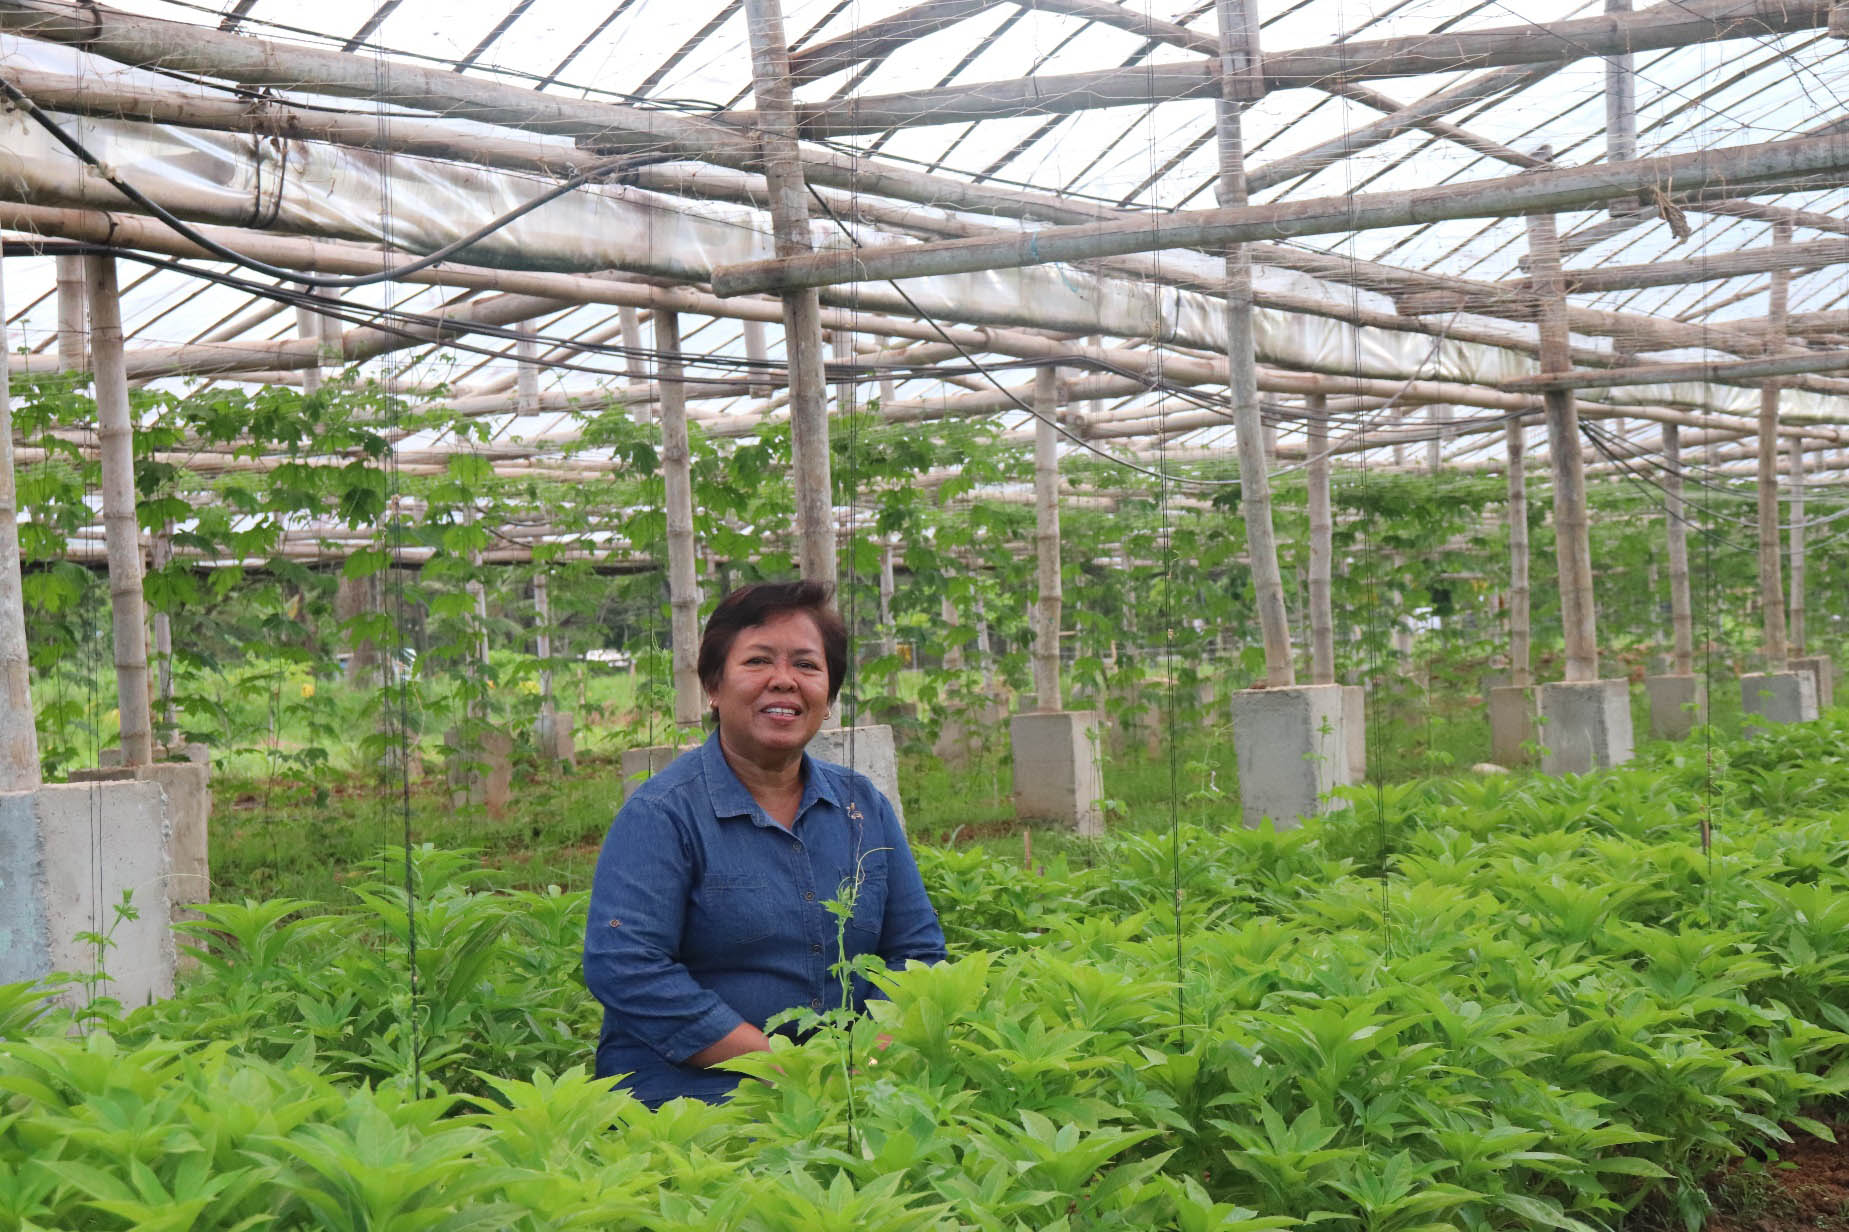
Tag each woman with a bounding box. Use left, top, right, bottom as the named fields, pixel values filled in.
left=583, top=580, right=947, bottom=1107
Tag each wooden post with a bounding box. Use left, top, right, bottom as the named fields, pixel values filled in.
left=55, top=253, right=86, bottom=374
left=1306, top=394, right=1335, bottom=686
left=533, top=572, right=553, bottom=715
left=0, top=255, right=43, bottom=790
left=619, top=306, right=651, bottom=424
left=1758, top=220, right=1792, bottom=671
left=152, top=523, right=174, bottom=740
left=1524, top=211, right=1599, bottom=682
left=1789, top=434, right=1806, bottom=656
left=1506, top=417, right=1531, bottom=687
left=743, top=319, right=770, bottom=397
left=743, top=0, right=836, bottom=589
left=87, top=253, right=154, bottom=767
left=1215, top=0, right=1293, bottom=688
left=296, top=287, right=324, bottom=396
left=1426, top=403, right=1450, bottom=473
left=1604, top=0, right=1637, bottom=167
left=1033, top=366, right=1063, bottom=710
left=1662, top=423, right=1695, bottom=675
left=515, top=322, right=539, bottom=416
left=878, top=545, right=896, bottom=658
left=657, top=309, right=704, bottom=729
left=941, top=594, right=963, bottom=671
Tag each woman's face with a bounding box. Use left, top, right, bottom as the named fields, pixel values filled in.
left=709, top=608, right=831, bottom=767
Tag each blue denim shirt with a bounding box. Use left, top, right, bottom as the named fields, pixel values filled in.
left=583, top=731, right=947, bottom=1107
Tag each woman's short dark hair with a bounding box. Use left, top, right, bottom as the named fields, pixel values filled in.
left=698, top=581, right=848, bottom=702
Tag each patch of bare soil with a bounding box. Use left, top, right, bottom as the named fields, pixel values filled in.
left=1708, top=1123, right=1849, bottom=1232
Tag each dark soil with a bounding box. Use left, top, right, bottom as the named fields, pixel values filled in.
left=1708, top=1123, right=1849, bottom=1232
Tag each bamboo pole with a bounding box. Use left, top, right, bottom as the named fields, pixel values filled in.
left=297, top=288, right=325, bottom=397
left=878, top=546, right=896, bottom=659
left=87, top=253, right=154, bottom=767
left=710, top=130, right=1849, bottom=296
left=1788, top=433, right=1806, bottom=656
left=151, top=523, right=173, bottom=740
left=515, top=323, right=539, bottom=416
left=1506, top=417, right=1531, bottom=688
left=54, top=252, right=86, bottom=374
left=619, top=307, right=651, bottom=424
left=0, top=254, right=42, bottom=790
left=1501, top=346, right=1849, bottom=390
left=1306, top=394, right=1334, bottom=687
left=1605, top=0, right=1638, bottom=170
left=743, top=320, right=771, bottom=397
left=534, top=573, right=553, bottom=715
left=1663, top=423, right=1695, bottom=676
left=1758, top=221, right=1792, bottom=671
left=772, top=0, right=1826, bottom=133
left=1033, top=366, right=1063, bottom=710
left=465, top=504, right=489, bottom=720
left=788, top=0, right=995, bottom=83
left=1525, top=212, right=1600, bottom=683
left=1216, top=0, right=1292, bottom=689
left=742, top=0, right=836, bottom=589
left=657, top=310, right=705, bottom=730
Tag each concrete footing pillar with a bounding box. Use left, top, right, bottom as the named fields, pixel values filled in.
left=69, top=762, right=212, bottom=917
left=1230, top=684, right=1356, bottom=829
left=445, top=727, right=513, bottom=812
left=932, top=715, right=980, bottom=770
left=1538, top=680, right=1634, bottom=775
left=1342, top=685, right=1367, bottom=782
left=621, top=741, right=699, bottom=801
left=1644, top=674, right=1706, bottom=740
left=1741, top=672, right=1818, bottom=730
left=534, top=711, right=576, bottom=767
left=1489, top=686, right=1536, bottom=766
left=0, top=781, right=177, bottom=1008
left=810, top=724, right=905, bottom=829
left=1790, top=655, right=1835, bottom=712
left=1009, top=711, right=1104, bottom=837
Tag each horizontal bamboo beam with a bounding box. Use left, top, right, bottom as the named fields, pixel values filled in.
left=710, top=129, right=1849, bottom=295
left=755, top=0, right=1828, bottom=134
left=1005, top=0, right=1218, bottom=54
left=1506, top=346, right=1849, bottom=390
left=787, top=0, right=996, bottom=84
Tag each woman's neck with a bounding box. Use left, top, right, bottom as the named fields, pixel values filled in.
left=718, top=734, right=805, bottom=827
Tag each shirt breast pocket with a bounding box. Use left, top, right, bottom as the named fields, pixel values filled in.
left=692, top=875, right=775, bottom=948
left=842, top=861, right=889, bottom=948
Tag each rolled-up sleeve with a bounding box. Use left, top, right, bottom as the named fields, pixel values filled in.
left=582, top=796, right=745, bottom=1064
left=871, top=794, right=948, bottom=968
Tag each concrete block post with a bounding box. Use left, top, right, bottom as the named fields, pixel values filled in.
left=620, top=742, right=700, bottom=801
left=1009, top=711, right=1104, bottom=837
left=1741, top=672, right=1818, bottom=730
left=1790, top=655, right=1835, bottom=711
left=1537, top=679, right=1634, bottom=775
left=1342, top=685, right=1367, bottom=782
left=533, top=711, right=577, bottom=768
left=69, top=762, right=212, bottom=917
left=809, top=724, right=905, bottom=829
left=0, top=781, right=176, bottom=1009
left=1489, top=685, right=1537, bottom=766
left=444, top=727, right=514, bottom=813
left=1229, top=684, right=1355, bottom=830
left=1644, top=674, right=1706, bottom=740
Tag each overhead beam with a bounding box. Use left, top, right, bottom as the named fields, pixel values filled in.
left=710, top=129, right=1849, bottom=296
left=785, top=0, right=996, bottom=85
left=756, top=0, right=1828, bottom=134
left=1506, top=346, right=1849, bottom=390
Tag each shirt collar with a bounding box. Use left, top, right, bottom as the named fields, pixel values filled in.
left=698, top=728, right=844, bottom=824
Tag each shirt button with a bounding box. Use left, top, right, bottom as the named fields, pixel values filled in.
left=811, top=997, right=824, bottom=1011
left=811, top=943, right=822, bottom=954
left=804, top=891, right=815, bottom=901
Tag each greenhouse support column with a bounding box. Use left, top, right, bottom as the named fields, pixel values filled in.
left=744, top=0, right=835, bottom=589
left=1524, top=212, right=1631, bottom=772
left=1787, top=435, right=1834, bottom=710
left=87, top=254, right=154, bottom=769
left=533, top=574, right=553, bottom=716
left=1213, top=0, right=1289, bottom=687
left=296, top=286, right=326, bottom=396
left=743, top=320, right=770, bottom=397
left=878, top=546, right=895, bottom=658
left=620, top=307, right=651, bottom=424
left=1743, top=221, right=1816, bottom=726
left=1489, top=415, right=1538, bottom=763
left=1218, top=0, right=1352, bottom=828
left=151, top=524, right=174, bottom=742
left=657, top=309, right=704, bottom=732
left=0, top=255, right=42, bottom=790
left=1012, top=364, right=1102, bottom=835
left=1306, top=394, right=1334, bottom=686
left=1031, top=367, right=1063, bottom=711
left=516, top=323, right=540, bottom=416
left=55, top=254, right=86, bottom=374
left=1645, top=422, right=1704, bottom=738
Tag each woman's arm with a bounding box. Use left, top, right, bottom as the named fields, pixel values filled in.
left=686, top=1021, right=772, bottom=1067
left=582, top=794, right=751, bottom=1065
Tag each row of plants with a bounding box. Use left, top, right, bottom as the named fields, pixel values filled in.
left=2, top=715, right=1845, bottom=1228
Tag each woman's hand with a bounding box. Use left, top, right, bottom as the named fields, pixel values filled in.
left=686, top=1022, right=772, bottom=1069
